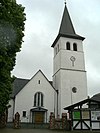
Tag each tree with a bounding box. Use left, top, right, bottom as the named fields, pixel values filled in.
left=0, top=0, right=26, bottom=115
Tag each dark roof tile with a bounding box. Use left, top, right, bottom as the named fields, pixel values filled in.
left=11, top=78, right=29, bottom=98
left=91, top=93, right=100, bottom=102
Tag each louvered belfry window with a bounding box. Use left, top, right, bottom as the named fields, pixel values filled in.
left=66, top=42, right=70, bottom=50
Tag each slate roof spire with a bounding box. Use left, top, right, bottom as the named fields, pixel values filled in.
left=59, top=4, right=76, bottom=35
left=51, top=4, right=85, bottom=47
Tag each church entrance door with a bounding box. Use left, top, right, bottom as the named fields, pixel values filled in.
left=34, top=112, right=44, bottom=123
left=31, top=107, right=48, bottom=123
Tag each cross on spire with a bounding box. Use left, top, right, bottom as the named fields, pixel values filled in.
left=64, top=0, right=66, bottom=5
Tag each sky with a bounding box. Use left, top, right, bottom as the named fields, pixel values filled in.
left=12, top=0, right=100, bottom=97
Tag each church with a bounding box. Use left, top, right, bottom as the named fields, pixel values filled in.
left=8, top=3, right=88, bottom=123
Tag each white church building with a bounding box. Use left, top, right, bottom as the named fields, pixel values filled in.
left=8, top=4, right=88, bottom=123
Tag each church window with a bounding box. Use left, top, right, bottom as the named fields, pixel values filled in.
left=58, top=44, right=59, bottom=52
left=34, top=92, right=43, bottom=107
left=38, top=80, right=40, bottom=84
left=56, top=47, right=57, bottom=54
left=23, top=111, right=26, bottom=117
left=66, top=42, right=70, bottom=50
left=38, top=92, right=40, bottom=106
left=73, top=43, right=77, bottom=51
left=34, top=93, right=36, bottom=106
left=72, top=87, right=77, bottom=93
left=41, top=94, right=43, bottom=106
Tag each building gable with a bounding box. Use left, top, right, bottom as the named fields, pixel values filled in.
left=14, top=69, right=55, bottom=97
left=30, top=70, right=55, bottom=90
left=14, top=70, right=55, bottom=122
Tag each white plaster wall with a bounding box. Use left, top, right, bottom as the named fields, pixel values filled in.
left=53, top=37, right=85, bottom=74
left=73, top=121, right=81, bottom=129
left=92, top=122, right=100, bottom=129
left=54, top=37, right=83, bottom=53
left=53, top=72, right=61, bottom=117
left=8, top=99, right=14, bottom=122
left=53, top=36, right=87, bottom=116
left=14, top=70, right=54, bottom=123
left=54, top=39, right=61, bottom=56
left=60, top=69, right=87, bottom=113
left=53, top=51, right=61, bottom=74
left=60, top=37, right=83, bottom=52
left=82, top=121, right=90, bottom=129
left=60, top=50, right=85, bottom=70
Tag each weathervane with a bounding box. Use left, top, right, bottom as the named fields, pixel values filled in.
left=64, top=0, right=66, bottom=5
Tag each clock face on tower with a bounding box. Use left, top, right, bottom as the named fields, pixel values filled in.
left=70, top=56, right=76, bottom=66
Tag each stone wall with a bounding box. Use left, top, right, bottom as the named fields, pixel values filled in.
left=49, top=112, right=71, bottom=130
left=13, top=112, right=20, bottom=128
left=49, top=112, right=55, bottom=129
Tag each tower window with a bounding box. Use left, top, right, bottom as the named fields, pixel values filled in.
left=73, top=43, right=77, bottom=51
left=66, top=42, right=70, bottom=50
left=34, top=92, right=44, bottom=107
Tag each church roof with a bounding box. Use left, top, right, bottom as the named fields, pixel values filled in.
left=91, top=93, right=100, bottom=102
left=11, top=78, right=30, bottom=98
left=64, top=98, right=100, bottom=110
left=51, top=5, right=85, bottom=47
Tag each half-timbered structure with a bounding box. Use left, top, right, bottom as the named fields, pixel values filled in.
left=64, top=99, right=100, bottom=130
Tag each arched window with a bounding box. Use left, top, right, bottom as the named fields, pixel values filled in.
left=73, top=43, right=77, bottom=51
left=66, top=42, right=70, bottom=50
left=34, top=92, right=43, bottom=107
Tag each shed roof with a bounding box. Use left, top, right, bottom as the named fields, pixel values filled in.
left=91, top=93, right=100, bottom=102
left=64, top=98, right=100, bottom=110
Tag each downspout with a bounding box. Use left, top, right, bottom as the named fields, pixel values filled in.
left=56, top=90, right=59, bottom=118
left=13, top=97, right=15, bottom=116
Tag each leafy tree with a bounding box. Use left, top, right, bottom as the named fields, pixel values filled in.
left=0, top=0, right=26, bottom=115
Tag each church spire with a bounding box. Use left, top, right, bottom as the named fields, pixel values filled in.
left=59, top=4, right=76, bottom=35
left=51, top=4, right=85, bottom=47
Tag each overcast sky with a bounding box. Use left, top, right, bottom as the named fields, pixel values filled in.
left=12, top=0, right=100, bottom=97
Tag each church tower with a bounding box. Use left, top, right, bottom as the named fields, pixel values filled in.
left=51, top=4, right=87, bottom=116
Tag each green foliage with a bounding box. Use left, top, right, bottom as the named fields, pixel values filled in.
left=0, top=0, right=26, bottom=114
